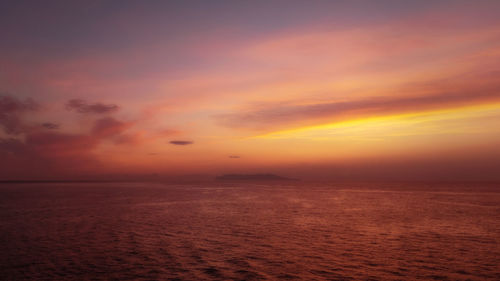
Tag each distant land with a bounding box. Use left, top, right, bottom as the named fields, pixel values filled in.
left=215, top=174, right=297, bottom=181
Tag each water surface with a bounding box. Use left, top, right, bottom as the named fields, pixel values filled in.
left=0, top=182, right=499, bottom=280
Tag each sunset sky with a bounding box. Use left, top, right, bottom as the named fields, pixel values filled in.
left=1, top=0, right=500, bottom=180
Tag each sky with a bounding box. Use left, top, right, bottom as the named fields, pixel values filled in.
left=1, top=0, right=500, bottom=181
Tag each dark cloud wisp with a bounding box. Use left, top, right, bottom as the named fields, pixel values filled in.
left=169, top=140, right=193, bottom=145
left=41, top=122, right=60, bottom=130
left=66, top=99, right=119, bottom=114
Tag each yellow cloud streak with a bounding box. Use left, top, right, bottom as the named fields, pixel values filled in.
left=254, top=102, right=500, bottom=140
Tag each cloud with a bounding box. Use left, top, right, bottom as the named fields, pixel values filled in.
left=0, top=95, right=39, bottom=134
left=91, top=117, right=131, bottom=138
left=66, top=99, right=119, bottom=114
left=41, top=122, right=60, bottom=129
left=0, top=94, right=186, bottom=178
left=0, top=137, right=27, bottom=156
left=0, top=132, right=100, bottom=178
left=216, top=88, right=500, bottom=132
left=0, top=97, right=137, bottom=179
left=229, top=155, right=240, bottom=158
left=169, top=140, right=193, bottom=145
left=25, top=132, right=98, bottom=156
left=113, top=132, right=144, bottom=145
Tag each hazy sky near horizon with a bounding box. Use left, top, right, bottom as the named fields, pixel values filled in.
left=1, top=0, right=500, bottom=180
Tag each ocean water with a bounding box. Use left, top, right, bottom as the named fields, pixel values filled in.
left=0, top=181, right=499, bottom=280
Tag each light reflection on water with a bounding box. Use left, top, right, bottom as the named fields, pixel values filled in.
left=0, top=182, right=499, bottom=280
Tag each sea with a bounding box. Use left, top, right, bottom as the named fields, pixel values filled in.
left=0, top=181, right=499, bottom=280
